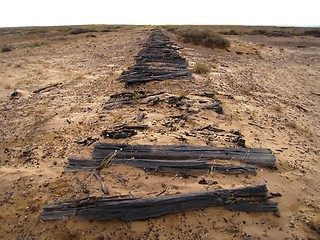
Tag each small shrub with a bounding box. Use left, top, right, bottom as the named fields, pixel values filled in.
left=253, top=29, right=268, bottom=35
left=178, top=29, right=230, bottom=49
left=219, top=30, right=238, bottom=35
left=165, top=26, right=177, bottom=32
left=1, top=45, right=12, bottom=52
left=241, top=87, right=252, bottom=95
left=269, top=30, right=292, bottom=37
left=273, top=104, right=282, bottom=113
left=133, top=92, right=143, bottom=100
left=286, top=121, right=297, bottom=129
left=193, top=62, right=211, bottom=74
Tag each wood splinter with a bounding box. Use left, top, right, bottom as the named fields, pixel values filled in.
left=92, top=150, right=119, bottom=195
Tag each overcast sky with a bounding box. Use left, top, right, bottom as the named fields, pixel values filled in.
left=0, top=0, right=319, bottom=27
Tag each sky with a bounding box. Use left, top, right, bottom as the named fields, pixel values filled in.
left=0, top=0, right=319, bottom=28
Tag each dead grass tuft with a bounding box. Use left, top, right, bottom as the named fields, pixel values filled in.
left=4, top=83, right=11, bottom=89
left=241, top=87, right=252, bottom=95
left=273, top=104, right=283, bottom=113
left=193, top=62, right=211, bottom=74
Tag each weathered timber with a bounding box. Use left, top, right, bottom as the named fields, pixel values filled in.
left=33, top=83, right=61, bottom=94
left=101, top=125, right=148, bottom=139
left=101, top=129, right=136, bottom=139
left=118, top=29, right=194, bottom=85
left=125, top=72, right=194, bottom=85
left=104, top=92, right=223, bottom=114
left=40, top=184, right=279, bottom=221
left=66, top=157, right=257, bottom=174
left=93, top=169, right=109, bottom=194
left=91, top=143, right=276, bottom=167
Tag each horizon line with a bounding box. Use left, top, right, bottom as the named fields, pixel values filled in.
left=1, top=23, right=320, bottom=29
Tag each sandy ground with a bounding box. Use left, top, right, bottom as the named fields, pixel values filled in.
left=0, top=26, right=319, bottom=239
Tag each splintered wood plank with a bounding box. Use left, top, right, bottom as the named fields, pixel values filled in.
left=90, top=143, right=276, bottom=167
left=66, top=157, right=257, bottom=174
left=40, top=184, right=278, bottom=221
left=118, top=29, right=194, bottom=85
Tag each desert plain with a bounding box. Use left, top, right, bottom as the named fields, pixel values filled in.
left=0, top=25, right=319, bottom=239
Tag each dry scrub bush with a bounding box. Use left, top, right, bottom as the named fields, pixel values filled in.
left=69, top=28, right=98, bottom=35
left=193, top=62, right=211, bottom=74
left=273, top=104, right=283, bottom=113
left=178, top=29, right=230, bottom=49
left=1, top=46, right=12, bottom=52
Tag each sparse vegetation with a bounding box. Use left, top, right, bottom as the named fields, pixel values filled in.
left=164, top=26, right=178, bottom=32
left=133, top=92, right=143, bottom=100
left=100, top=29, right=112, bottom=33
left=178, top=29, right=231, bottom=49
left=241, top=86, right=252, bottom=95
left=27, top=29, right=48, bottom=35
left=69, top=28, right=98, bottom=35
left=273, top=104, right=283, bottom=113
left=219, top=30, right=239, bottom=35
left=4, top=83, right=11, bottom=89
left=286, top=121, right=297, bottom=129
left=253, top=29, right=268, bottom=35
left=193, top=62, right=211, bottom=74
left=285, top=121, right=313, bottom=137
left=1, top=45, right=13, bottom=52
left=251, top=29, right=292, bottom=37
left=303, top=29, right=320, bottom=37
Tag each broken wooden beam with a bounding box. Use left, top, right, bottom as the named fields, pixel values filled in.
left=101, top=125, right=148, bottom=139
left=118, top=29, right=194, bottom=85
left=66, top=157, right=257, bottom=174
left=40, top=184, right=279, bottom=221
left=91, top=143, right=276, bottom=168
left=104, top=92, right=223, bottom=114
left=33, top=83, right=61, bottom=94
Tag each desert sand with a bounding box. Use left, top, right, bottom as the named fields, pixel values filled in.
left=0, top=25, right=319, bottom=239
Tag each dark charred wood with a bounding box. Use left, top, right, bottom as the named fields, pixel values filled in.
left=117, top=30, right=193, bottom=85
left=33, top=83, right=61, bottom=94
left=91, top=143, right=276, bottom=168
left=40, top=184, right=279, bottom=221
left=136, top=113, right=146, bottom=122
left=76, top=137, right=99, bottom=146
left=101, top=125, right=148, bottom=139
left=101, top=129, right=137, bottom=139
left=197, top=125, right=225, bottom=132
left=201, top=103, right=223, bottom=114
left=66, top=157, right=257, bottom=174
